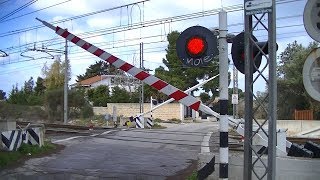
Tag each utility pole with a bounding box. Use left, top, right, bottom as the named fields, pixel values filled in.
left=139, top=42, right=144, bottom=114
left=64, top=36, right=68, bottom=124
left=233, top=65, right=238, bottom=119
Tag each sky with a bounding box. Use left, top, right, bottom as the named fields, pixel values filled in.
left=0, top=0, right=315, bottom=97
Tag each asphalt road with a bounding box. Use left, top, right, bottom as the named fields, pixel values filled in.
left=0, top=121, right=219, bottom=180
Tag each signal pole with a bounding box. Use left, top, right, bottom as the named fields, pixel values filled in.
left=243, top=1, right=277, bottom=180
left=139, top=42, right=144, bottom=127
left=233, top=65, right=238, bottom=119
left=64, top=36, right=68, bottom=124
left=218, top=10, right=229, bottom=180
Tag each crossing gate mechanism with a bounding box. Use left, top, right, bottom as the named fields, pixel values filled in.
left=36, top=18, right=215, bottom=116
left=36, top=17, right=289, bottom=152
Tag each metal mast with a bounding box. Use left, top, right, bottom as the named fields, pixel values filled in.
left=243, top=0, right=277, bottom=180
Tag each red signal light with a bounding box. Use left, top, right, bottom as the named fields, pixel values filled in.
left=186, top=36, right=206, bottom=57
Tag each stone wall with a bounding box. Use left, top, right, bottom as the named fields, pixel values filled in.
left=93, top=103, right=181, bottom=120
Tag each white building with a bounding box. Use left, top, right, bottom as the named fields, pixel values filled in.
left=71, top=75, right=140, bottom=93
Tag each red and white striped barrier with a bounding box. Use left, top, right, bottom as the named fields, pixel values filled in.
left=36, top=18, right=215, bottom=115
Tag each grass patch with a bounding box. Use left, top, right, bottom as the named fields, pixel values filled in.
left=152, top=122, right=166, bottom=129
left=187, top=171, right=198, bottom=180
left=0, top=142, right=57, bottom=168
left=153, top=118, right=164, bottom=123
left=165, top=118, right=182, bottom=124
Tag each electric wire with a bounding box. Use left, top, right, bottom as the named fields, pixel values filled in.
left=0, top=0, right=311, bottom=73
left=0, top=0, right=38, bottom=22
left=0, top=0, right=301, bottom=38
left=0, top=11, right=305, bottom=54
left=0, top=0, right=72, bottom=23
left=0, top=0, right=10, bottom=6
left=0, top=0, right=150, bottom=37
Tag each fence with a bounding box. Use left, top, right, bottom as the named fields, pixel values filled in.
left=294, top=110, right=313, bottom=120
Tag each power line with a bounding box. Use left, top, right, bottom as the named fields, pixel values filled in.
left=0, top=30, right=312, bottom=75
left=0, top=0, right=150, bottom=37
left=0, top=25, right=310, bottom=67
left=0, top=0, right=38, bottom=22
left=2, top=20, right=308, bottom=62
left=0, top=0, right=303, bottom=38
left=0, top=0, right=309, bottom=66
left=1, top=5, right=303, bottom=54
left=0, top=0, right=10, bottom=6
left=0, top=0, right=72, bottom=23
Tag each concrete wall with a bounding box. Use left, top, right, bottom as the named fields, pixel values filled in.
left=257, top=120, right=320, bottom=136
left=93, top=103, right=181, bottom=120
left=276, top=120, right=320, bottom=136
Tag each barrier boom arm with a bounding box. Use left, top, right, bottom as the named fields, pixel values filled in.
left=137, top=74, right=219, bottom=117
left=36, top=18, right=215, bottom=115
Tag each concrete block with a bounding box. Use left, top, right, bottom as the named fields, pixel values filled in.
left=0, top=119, right=16, bottom=131
left=197, top=152, right=216, bottom=180
left=304, top=141, right=320, bottom=158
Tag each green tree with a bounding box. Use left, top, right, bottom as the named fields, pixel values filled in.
left=76, top=61, right=123, bottom=82
left=277, top=41, right=320, bottom=119
left=7, top=85, right=26, bottom=104
left=42, top=58, right=71, bottom=121
left=87, top=85, right=110, bottom=106
left=7, top=81, right=42, bottom=106
left=42, top=58, right=69, bottom=90
left=24, top=77, right=34, bottom=94
left=200, top=92, right=210, bottom=104
left=109, top=86, right=131, bottom=103
left=0, top=90, right=6, bottom=100
left=68, top=88, right=94, bottom=118
left=34, top=77, right=46, bottom=95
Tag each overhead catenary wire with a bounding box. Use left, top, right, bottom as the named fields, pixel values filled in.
left=0, top=0, right=150, bottom=37
left=0, top=0, right=310, bottom=71
left=0, top=0, right=38, bottom=22
left=1, top=21, right=309, bottom=65
left=0, top=11, right=306, bottom=55
left=0, top=0, right=72, bottom=23
left=0, top=0, right=10, bottom=6
left=0, top=27, right=311, bottom=69
left=0, top=0, right=302, bottom=38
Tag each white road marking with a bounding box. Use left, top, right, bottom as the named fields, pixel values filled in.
left=53, top=136, right=84, bottom=143
left=201, top=131, right=213, bottom=153
left=52, top=130, right=114, bottom=143
left=100, top=130, right=112, bottom=135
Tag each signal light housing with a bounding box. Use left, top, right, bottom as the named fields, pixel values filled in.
left=231, top=32, right=278, bottom=74
left=176, top=26, right=218, bottom=67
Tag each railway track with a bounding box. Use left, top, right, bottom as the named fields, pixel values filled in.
left=16, top=121, right=112, bottom=135
left=16, top=121, right=320, bottom=152
left=17, top=121, right=109, bottom=130
left=229, top=131, right=320, bottom=145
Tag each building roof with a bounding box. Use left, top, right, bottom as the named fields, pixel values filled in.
left=79, top=75, right=107, bottom=86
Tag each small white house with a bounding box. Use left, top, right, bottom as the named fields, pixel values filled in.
left=71, top=75, right=140, bottom=93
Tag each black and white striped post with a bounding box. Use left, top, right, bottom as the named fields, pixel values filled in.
left=219, top=10, right=229, bottom=180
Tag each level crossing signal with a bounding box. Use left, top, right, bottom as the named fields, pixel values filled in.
left=176, top=26, right=218, bottom=67
left=231, top=32, right=277, bottom=74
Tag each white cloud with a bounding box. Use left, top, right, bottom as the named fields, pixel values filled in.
left=86, top=17, right=115, bottom=29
